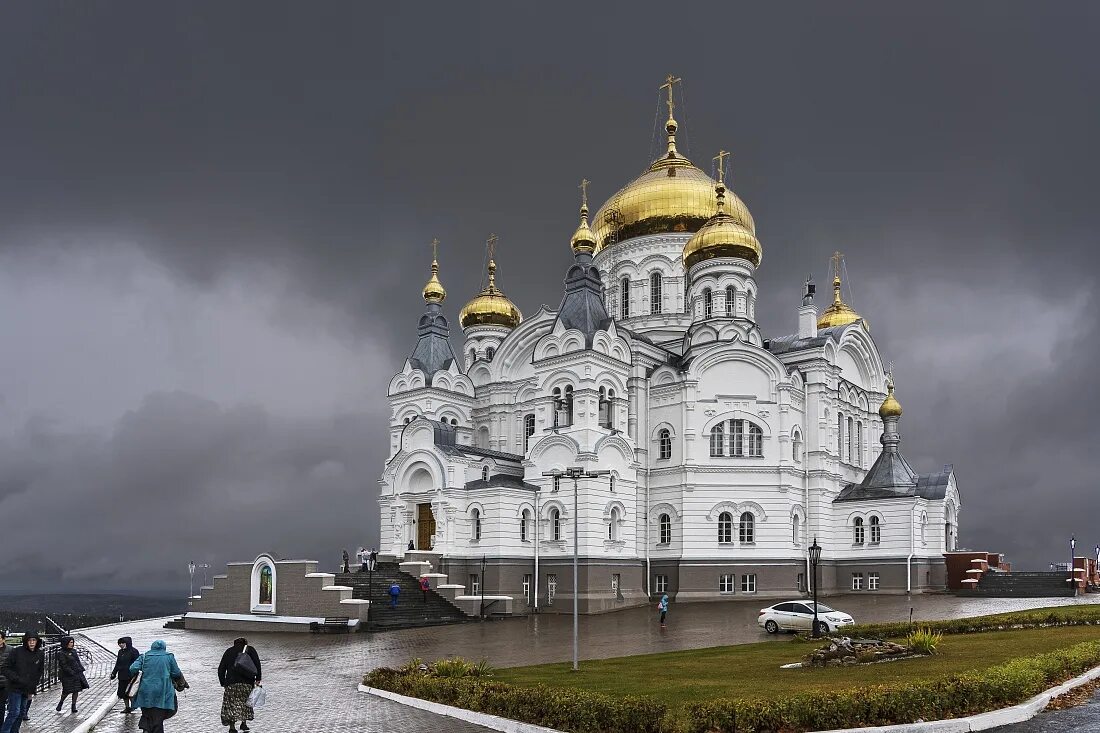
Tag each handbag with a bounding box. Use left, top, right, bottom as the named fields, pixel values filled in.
left=247, top=685, right=267, bottom=709
left=172, top=671, right=189, bottom=692
left=126, top=659, right=143, bottom=701
left=233, top=646, right=258, bottom=681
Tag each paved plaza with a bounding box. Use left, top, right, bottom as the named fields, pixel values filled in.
left=16, top=594, right=1097, bottom=733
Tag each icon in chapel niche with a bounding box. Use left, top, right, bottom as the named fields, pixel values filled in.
left=259, top=565, right=273, bottom=605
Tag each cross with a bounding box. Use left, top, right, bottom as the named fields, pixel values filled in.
left=713, top=150, right=730, bottom=183
left=579, top=178, right=590, bottom=208
left=886, top=361, right=895, bottom=387
left=431, top=237, right=439, bottom=261
left=831, top=250, right=843, bottom=280
left=660, top=74, right=681, bottom=119
left=486, top=233, right=497, bottom=260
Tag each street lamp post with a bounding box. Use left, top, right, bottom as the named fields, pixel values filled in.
left=809, top=537, right=823, bottom=638
left=543, top=466, right=610, bottom=672
left=1071, top=536, right=1077, bottom=595
left=188, top=561, right=195, bottom=600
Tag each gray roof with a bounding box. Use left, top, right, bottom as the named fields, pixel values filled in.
left=429, top=420, right=524, bottom=464
left=835, top=469, right=952, bottom=503
left=464, top=475, right=540, bottom=491
left=554, top=257, right=612, bottom=347
left=765, top=325, right=849, bottom=356
left=407, top=303, right=458, bottom=379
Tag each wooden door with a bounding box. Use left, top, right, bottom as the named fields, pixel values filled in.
left=417, top=503, right=435, bottom=550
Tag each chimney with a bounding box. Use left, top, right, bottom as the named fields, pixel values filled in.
left=798, top=276, right=818, bottom=338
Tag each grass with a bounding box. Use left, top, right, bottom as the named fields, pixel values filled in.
left=494, top=625, right=1100, bottom=709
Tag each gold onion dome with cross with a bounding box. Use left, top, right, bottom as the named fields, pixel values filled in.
left=878, top=378, right=903, bottom=418
left=817, top=253, right=866, bottom=330
left=422, top=239, right=446, bottom=304
left=682, top=150, right=762, bottom=269
left=459, top=236, right=522, bottom=329
left=590, top=75, right=756, bottom=254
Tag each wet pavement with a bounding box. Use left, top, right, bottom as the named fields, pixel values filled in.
left=70, top=594, right=1100, bottom=733
left=990, top=688, right=1100, bottom=732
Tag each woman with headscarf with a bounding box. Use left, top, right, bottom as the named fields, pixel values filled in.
left=128, top=640, right=183, bottom=733
left=55, top=637, right=89, bottom=714
left=110, top=637, right=140, bottom=714
left=217, top=638, right=261, bottom=733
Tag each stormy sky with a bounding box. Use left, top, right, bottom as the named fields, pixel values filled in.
left=0, top=2, right=1097, bottom=594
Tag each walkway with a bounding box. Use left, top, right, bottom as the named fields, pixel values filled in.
left=19, top=633, right=117, bottom=733
left=74, top=594, right=1100, bottom=733
left=991, top=688, right=1100, bottom=731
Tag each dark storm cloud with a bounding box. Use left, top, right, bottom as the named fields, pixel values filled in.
left=0, top=2, right=1098, bottom=591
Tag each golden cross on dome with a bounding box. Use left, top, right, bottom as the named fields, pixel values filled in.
left=660, top=74, right=681, bottom=119
left=886, top=361, right=896, bottom=387
left=486, top=233, right=497, bottom=260
left=431, top=237, right=439, bottom=261
left=579, top=178, right=590, bottom=209
left=831, top=251, right=844, bottom=280
left=713, top=150, right=730, bottom=183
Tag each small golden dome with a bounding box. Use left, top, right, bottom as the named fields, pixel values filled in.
left=683, top=181, right=762, bottom=269
left=817, top=275, right=865, bottom=329
left=879, top=380, right=902, bottom=418
left=422, top=244, right=446, bottom=304
left=459, top=258, right=522, bottom=329
left=570, top=203, right=597, bottom=255
left=591, top=122, right=754, bottom=252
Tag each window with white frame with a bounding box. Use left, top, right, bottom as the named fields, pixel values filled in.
left=853, top=516, right=865, bottom=545
left=869, top=515, right=881, bottom=544
left=797, top=572, right=805, bottom=591
left=703, top=288, right=713, bottom=318
left=659, top=513, right=672, bottom=544
left=851, top=572, right=864, bottom=591
left=793, top=429, right=803, bottom=462
left=747, top=423, right=763, bottom=457
left=547, top=573, right=557, bottom=604
left=733, top=419, right=744, bottom=455
left=523, top=413, right=535, bottom=453
left=856, top=420, right=864, bottom=467
left=741, top=574, right=757, bottom=593
left=739, top=512, right=755, bottom=543
left=712, top=419, right=764, bottom=457
left=563, top=385, right=574, bottom=425
left=725, top=285, right=735, bottom=316
left=720, top=574, right=735, bottom=593
left=658, top=429, right=672, bottom=460
left=620, top=277, right=630, bottom=319
left=553, top=475, right=561, bottom=493
left=608, top=507, right=621, bottom=541
left=471, top=508, right=482, bottom=541
left=868, top=572, right=880, bottom=591
left=521, top=509, right=531, bottom=542
left=837, top=413, right=844, bottom=457
left=486, top=346, right=495, bottom=361
left=523, top=574, right=532, bottom=604
left=481, top=465, right=489, bottom=482
left=847, top=415, right=854, bottom=463
left=654, top=574, right=668, bottom=593
left=650, top=272, right=663, bottom=314
left=550, top=507, right=561, bottom=541
left=609, top=474, right=615, bottom=492
left=792, top=514, right=801, bottom=545
left=718, top=511, right=733, bottom=543
left=709, top=423, right=724, bottom=457
left=469, top=573, right=480, bottom=595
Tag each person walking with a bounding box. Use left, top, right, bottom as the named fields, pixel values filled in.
left=658, top=594, right=669, bottom=627
left=341, top=549, right=350, bottom=574
left=218, top=638, right=261, bottom=733
left=368, top=548, right=378, bottom=571
left=55, top=637, right=89, bottom=714
left=0, top=632, right=9, bottom=724
left=389, top=582, right=400, bottom=608
left=0, top=631, right=44, bottom=733
left=357, top=546, right=368, bottom=572
left=419, top=576, right=431, bottom=603
left=128, top=640, right=183, bottom=733
left=110, top=637, right=140, bottom=714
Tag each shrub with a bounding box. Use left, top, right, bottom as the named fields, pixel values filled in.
left=850, top=606, right=1100, bottom=640
left=906, top=627, right=943, bottom=655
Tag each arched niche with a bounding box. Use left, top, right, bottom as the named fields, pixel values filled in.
left=251, top=554, right=277, bottom=614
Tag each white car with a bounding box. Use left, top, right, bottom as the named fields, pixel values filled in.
left=758, top=600, right=855, bottom=635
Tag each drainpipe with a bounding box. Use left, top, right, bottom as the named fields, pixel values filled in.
left=803, top=377, right=811, bottom=591
left=642, top=376, right=651, bottom=597
left=907, top=503, right=917, bottom=594
left=534, top=489, right=540, bottom=612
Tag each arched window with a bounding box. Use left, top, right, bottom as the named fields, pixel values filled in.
left=608, top=507, right=620, bottom=541
left=451, top=418, right=458, bottom=426
left=792, top=429, right=803, bottom=463
left=732, top=419, right=744, bottom=455
left=792, top=514, right=801, bottom=545
left=598, top=387, right=612, bottom=429
left=847, top=416, right=854, bottom=464
left=659, top=513, right=672, bottom=544
left=620, top=277, right=631, bottom=319
left=658, top=429, right=672, bottom=460
left=550, top=507, right=561, bottom=541
left=709, top=423, right=725, bottom=457
left=870, top=515, right=881, bottom=544
left=471, top=508, right=482, bottom=541
left=524, top=413, right=535, bottom=452
left=486, top=346, right=496, bottom=362
left=726, top=420, right=764, bottom=457
left=718, top=511, right=733, bottom=543
left=564, top=385, right=574, bottom=426
left=552, top=387, right=562, bottom=427
left=747, top=423, right=763, bottom=457
left=552, top=475, right=561, bottom=493
left=650, top=272, right=663, bottom=314
left=853, top=516, right=865, bottom=545
left=521, top=509, right=531, bottom=542
left=481, top=465, right=489, bottom=482
left=856, top=420, right=863, bottom=467
left=739, top=512, right=755, bottom=543
left=469, top=348, right=476, bottom=363
left=725, top=285, right=735, bottom=316
left=703, top=288, right=713, bottom=319
left=920, top=513, right=928, bottom=545
left=609, top=474, right=615, bottom=492
left=837, top=413, right=845, bottom=458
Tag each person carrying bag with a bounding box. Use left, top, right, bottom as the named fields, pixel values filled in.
left=128, top=640, right=184, bottom=733
left=218, top=638, right=261, bottom=733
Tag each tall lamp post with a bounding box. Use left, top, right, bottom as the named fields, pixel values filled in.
left=1071, top=536, right=1077, bottom=595
left=543, top=466, right=610, bottom=672
left=1094, top=545, right=1099, bottom=588
left=188, top=561, right=195, bottom=600
left=809, top=537, right=823, bottom=638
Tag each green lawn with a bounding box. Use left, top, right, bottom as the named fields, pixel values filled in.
left=494, top=626, right=1100, bottom=708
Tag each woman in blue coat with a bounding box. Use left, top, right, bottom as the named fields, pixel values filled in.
left=129, top=640, right=183, bottom=733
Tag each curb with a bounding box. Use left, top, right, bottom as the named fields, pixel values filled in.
left=359, top=684, right=565, bottom=733
left=72, top=691, right=119, bottom=733
left=361, top=662, right=1100, bottom=733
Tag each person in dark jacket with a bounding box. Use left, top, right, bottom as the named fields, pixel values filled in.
left=55, top=637, right=89, bottom=714
left=217, top=638, right=261, bottom=733
left=110, top=637, right=140, bottom=714
left=0, top=632, right=44, bottom=733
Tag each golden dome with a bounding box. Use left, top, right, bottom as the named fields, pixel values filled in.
left=570, top=203, right=597, bottom=255
left=683, top=180, right=762, bottom=269
left=459, top=258, right=522, bottom=329
left=591, top=118, right=755, bottom=253
left=817, top=275, right=865, bottom=329
left=422, top=242, right=446, bottom=304
left=879, top=380, right=902, bottom=418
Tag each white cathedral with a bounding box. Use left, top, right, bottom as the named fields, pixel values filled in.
left=378, top=85, right=961, bottom=613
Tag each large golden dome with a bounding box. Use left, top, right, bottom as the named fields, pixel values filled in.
left=591, top=119, right=755, bottom=253
left=459, top=258, right=522, bottom=329
left=682, top=181, right=762, bottom=269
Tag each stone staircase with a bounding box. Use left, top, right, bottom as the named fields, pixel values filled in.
left=961, top=571, right=1076, bottom=598
left=336, top=561, right=471, bottom=630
